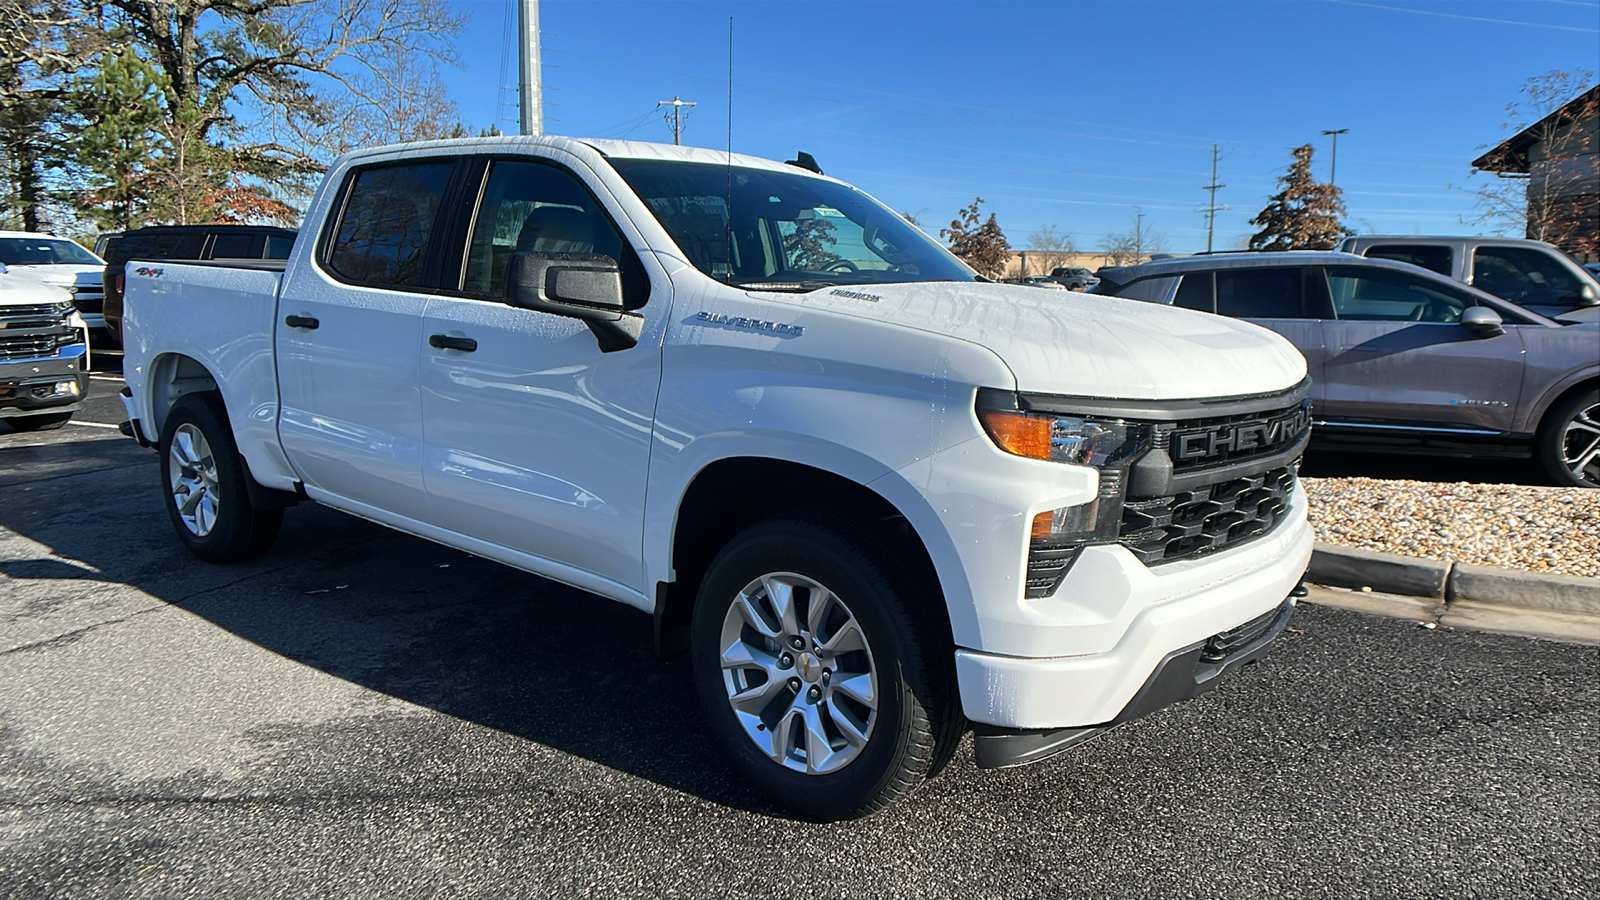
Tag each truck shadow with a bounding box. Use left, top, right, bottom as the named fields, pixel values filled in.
left=0, top=465, right=785, bottom=817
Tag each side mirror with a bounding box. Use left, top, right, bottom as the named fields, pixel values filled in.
left=505, top=252, right=642, bottom=352
left=1460, top=305, right=1505, bottom=337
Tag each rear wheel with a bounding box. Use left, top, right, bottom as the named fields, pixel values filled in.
left=1538, top=388, right=1600, bottom=488
left=159, top=393, right=282, bottom=561
left=4, top=412, right=73, bottom=432
left=690, top=515, right=958, bottom=820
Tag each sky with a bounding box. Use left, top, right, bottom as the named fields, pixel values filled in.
left=439, top=0, right=1600, bottom=254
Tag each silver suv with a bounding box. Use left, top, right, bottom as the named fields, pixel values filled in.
left=1339, top=235, right=1600, bottom=319
left=1095, top=252, right=1600, bottom=487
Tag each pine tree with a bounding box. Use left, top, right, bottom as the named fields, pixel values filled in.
left=941, top=197, right=1012, bottom=279
left=71, top=51, right=166, bottom=231
left=1248, top=144, right=1348, bottom=250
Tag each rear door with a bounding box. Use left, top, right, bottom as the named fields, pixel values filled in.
left=1317, top=265, right=1525, bottom=431
left=417, top=154, right=667, bottom=593
left=276, top=157, right=462, bottom=521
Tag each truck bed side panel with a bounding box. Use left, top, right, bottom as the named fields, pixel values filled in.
left=123, top=262, right=299, bottom=490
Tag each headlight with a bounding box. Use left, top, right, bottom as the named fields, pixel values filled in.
left=979, top=401, right=1155, bottom=598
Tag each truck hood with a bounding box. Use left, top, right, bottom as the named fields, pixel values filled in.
left=0, top=273, right=71, bottom=306
left=785, top=281, right=1307, bottom=400
left=5, top=263, right=102, bottom=288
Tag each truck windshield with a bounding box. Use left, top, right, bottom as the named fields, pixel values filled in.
left=610, top=159, right=976, bottom=290
left=0, top=237, right=102, bottom=266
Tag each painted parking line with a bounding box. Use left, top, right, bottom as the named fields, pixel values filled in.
left=68, top=420, right=123, bottom=430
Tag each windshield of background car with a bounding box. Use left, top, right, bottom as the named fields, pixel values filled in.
left=609, top=159, right=976, bottom=288
left=0, top=237, right=101, bottom=266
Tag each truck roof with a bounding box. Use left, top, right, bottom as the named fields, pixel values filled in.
left=335, top=135, right=839, bottom=182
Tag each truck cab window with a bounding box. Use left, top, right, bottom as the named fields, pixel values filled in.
left=1364, top=244, right=1453, bottom=277
left=326, top=162, right=455, bottom=289
left=461, top=160, right=643, bottom=307
left=1472, top=246, right=1585, bottom=307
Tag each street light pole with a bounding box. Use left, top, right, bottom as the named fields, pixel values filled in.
left=1321, top=128, right=1348, bottom=186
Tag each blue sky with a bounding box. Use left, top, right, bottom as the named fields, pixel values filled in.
left=441, top=0, right=1599, bottom=254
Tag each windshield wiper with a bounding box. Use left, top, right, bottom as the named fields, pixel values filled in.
left=733, top=280, right=838, bottom=293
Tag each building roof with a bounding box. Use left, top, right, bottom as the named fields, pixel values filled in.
left=1472, top=84, right=1600, bottom=174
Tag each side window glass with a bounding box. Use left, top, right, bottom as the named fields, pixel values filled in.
left=462, top=160, right=636, bottom=304
left=1215, top=268, right=1304, bottom=318
left=209, top=233, right=264, bottom=259
left=327, top=161, right=455, bottom=288
left=1364, top=244, right=1453, bottom=276
left=1326, top=266, right=1471, bottom=323
left=1173, top=273, right=1214, bottom=311
left=265, top=235, right=295, bottom=259
left=1111, top=275, right=1176, bottom=303
left=1473, top=246, right=1583, bottom=306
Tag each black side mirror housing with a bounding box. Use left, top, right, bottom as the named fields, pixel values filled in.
left=505, top=252, right=643, bottom=352
left=1460, top=305, right=1505, bottom=337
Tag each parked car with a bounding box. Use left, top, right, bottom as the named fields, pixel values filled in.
left=1049, top=266, right=1099, bottom=291
left=0, top=231, right=106, bottom=335
left=121, top=135, right=1315, bottom=819
left=1095, top=252, right=1600, bottom=487
left=1020, top=275, right=1068, bottom=289
left=1584, top=262, right=1600, bottom=279
left=0, top=261, right=90, bottom=431
left=1338, top=235, right=1600, bottom=319
left=100, top=224, right=296, bottom=343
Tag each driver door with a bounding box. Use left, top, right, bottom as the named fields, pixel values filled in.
left=1318, top=266, right=1526, bottom=431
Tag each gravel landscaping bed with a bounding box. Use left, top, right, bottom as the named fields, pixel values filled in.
left=1302, top=476, right=1600, bottom=579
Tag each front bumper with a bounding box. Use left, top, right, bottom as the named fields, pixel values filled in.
left=954, top=500, right=1313, bottom=729
left=972, top=596, right=1297, bottom=768
left=0, top=346, right=90, bottom=417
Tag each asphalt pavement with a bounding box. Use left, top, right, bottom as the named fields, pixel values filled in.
left=2, top=364, right=1596, bottom=898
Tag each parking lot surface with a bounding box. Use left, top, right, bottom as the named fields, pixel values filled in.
left=2, top=372, right=1597, bottom=898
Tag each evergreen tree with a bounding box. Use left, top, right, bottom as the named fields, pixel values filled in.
left=71, top=50, right=166, bottom=230
left=942, top=197, right=1012, bottom=279
left=1248, top=144, right=1348, bottom=250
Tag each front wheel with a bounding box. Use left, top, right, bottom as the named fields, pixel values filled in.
left=1538, top=388, right=1600, bottom=488
left=159, top=393, right=283, bottom=561
left=690, top=516, right=958, bottom=820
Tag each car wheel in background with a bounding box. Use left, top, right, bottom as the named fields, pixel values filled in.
left=3, top=412, right=73, bottom=432
left=1538, top=387, right=1600, bottom=488
left=159, top=393, right=283, bottom=561
left=689, top=515, right=959, bottom=820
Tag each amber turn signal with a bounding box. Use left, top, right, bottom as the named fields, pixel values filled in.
left=978, top=409, right=1051, bottom=460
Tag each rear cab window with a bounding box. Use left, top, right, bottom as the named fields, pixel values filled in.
left=1471, top=245, right=1588, bottom=307
left=1362, top=244, right=1454, bottom=277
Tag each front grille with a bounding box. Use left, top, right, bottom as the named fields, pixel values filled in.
left=1201, top=605, right=1282, bottom=662
left=1119, top=465, right=1296, bottom=566
left=71, top=294, right=104, bottom=314
left=0, top=332, right=74, bottom=361
left=1159, top=402, right=1310, bottom=473
left=0, top=303, right=73, bottom=329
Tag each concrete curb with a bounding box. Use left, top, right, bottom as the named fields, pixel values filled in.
left=1306, top=542, right=1600, bottom=644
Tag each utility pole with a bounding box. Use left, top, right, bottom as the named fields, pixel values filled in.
left=518, top=0, right=542, bottom=136
left=1134, top=208, right=1145, bottom=260
left=1321, top=128, right=1348, bottom=185
left=1202, top=142, right=1226, bottom=253
left=657, top=95, right=697, bottom=145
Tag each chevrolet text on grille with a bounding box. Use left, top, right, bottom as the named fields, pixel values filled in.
left=1169, top=408, right=1309, bottom=463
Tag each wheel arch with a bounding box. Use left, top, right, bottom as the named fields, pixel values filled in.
left=654, top=456, right=955, bottom=668
left=144, top=352, right=220, bottom=440
left=1528, top=371, right=1600, bottom=437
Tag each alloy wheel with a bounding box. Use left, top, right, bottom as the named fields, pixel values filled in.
left=168, top=422, right=220, bottom=536
left=717, top=572, right=879, bottom=775
left=1560, top=400, right=1600, bottom=486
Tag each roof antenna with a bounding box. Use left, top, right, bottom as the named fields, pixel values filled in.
left=785, top=151, right=823, bottom=175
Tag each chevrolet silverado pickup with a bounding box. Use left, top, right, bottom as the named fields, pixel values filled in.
left=1, top=261, right=90, bottom=431
left=120, top=136, right=1314, bottom=819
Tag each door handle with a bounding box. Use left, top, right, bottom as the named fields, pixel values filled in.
left=284, top=314, right=319, bottom=330
left=429, top=334, right=478, bottom=352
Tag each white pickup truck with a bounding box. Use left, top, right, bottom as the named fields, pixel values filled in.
left=120, top=136, right=1314, bottom=819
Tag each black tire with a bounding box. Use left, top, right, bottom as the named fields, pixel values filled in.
left=4, top=412, right=73, bottom=432
left=690, top=515, right=960, bottom=820
left=1538, top=387, right=1600, bottom=488
left=158, top=393, right=283, bottom=561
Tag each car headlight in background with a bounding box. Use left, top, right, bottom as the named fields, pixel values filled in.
left=979, top=404, right=1154, bottom=598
